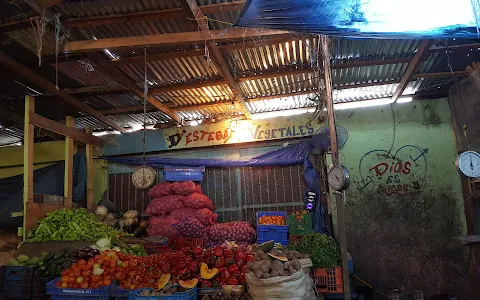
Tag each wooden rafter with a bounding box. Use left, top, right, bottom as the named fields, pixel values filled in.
left=110, top=49, right=205, bottom=66
left=149, top=79, right=227, bottom=95
left=86, top=52, right=181, bottom=123
left=0, top=107, right=59, bottom=140
left=391, top=40, right=430, bottom=102
left=64, top=28, right=287, bottom=53
left=0, top=51, right=126, bottom=132
left=412, top=71, right=469, bottom=79
left=1, top=1, right=247, bottom=32
left=181, top=0, right=251, bottom=118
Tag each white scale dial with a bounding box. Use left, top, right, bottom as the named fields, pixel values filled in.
left=132, top=166, right=156, bottom=189
left=456, top=151, right=480, bottom=178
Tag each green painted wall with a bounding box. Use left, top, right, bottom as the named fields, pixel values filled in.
left=332, top=98, right=468, bottom=297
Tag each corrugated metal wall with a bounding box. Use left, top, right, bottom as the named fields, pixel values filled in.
left=107, top=164, right=305, bottom=224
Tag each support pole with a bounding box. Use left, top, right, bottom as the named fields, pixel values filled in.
left=64, top=116, right=74, bottom=206
left=23, top=96, right=35, bottom=241
left=321, top=35, right=351, bottom=300
left=86, top=129, right=95, bottom=209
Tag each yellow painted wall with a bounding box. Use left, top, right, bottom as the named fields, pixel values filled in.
left=0, top=141, right=66, bottom=179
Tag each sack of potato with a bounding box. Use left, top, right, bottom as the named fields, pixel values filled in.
left=245, top=245, right=315, bottom=300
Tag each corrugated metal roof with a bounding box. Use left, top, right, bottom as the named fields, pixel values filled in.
left=0, top=0, right=478, bottom=144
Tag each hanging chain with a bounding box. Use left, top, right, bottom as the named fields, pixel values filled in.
left=143, top=49, right=148, bottom=166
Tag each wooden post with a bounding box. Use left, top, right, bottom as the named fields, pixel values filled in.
left=86, top=129, right=95, bottom=209
left=64, top=116, right=74, bottom=206
left=23, top=96, right=35, bottom=240
left=321, top=35, right=351, bottom=300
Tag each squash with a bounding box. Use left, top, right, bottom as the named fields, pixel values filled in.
left=200, top=263, right=218, bottom=279
left=268, top=253, right=288, bottom=262
left=254, top=240, right=274, bottom=253
left=157, top=274, right=171, bottom=290
left=95, top=205, right=108, bottom=216
left=124, top=210, right=138, bottom=218
left=179, top=278, right=198, bottom=289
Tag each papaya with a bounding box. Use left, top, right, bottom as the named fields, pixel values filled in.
left=200, top=263, right=218, bottom=279
left=179, top=278, right=198, bottom=289
left=157, top=274, right=171, bottom=290
left=268, top=253, right=288, bottom=262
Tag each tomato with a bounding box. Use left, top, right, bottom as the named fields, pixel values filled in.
left=96, top=258, right=105, bottom=265
left=103, top=279, right=112, bottom=286
left=118, top=273, right=126, bottom=281
left=54, top=281, right=61, bottom=287
left=61, top=276, right=69, bottom=283
left=92, top=275, right=101, bottom=282
left=78, top=259, right=87, bottom=265
left=128, top=259, right=138, bottom=267
left=82, top=270, right=91, bottom=278
left=80, top=282, right=89, bottom=289
left=129, top=284, right=136, bottom=290
left=109, top=261, right=116, bottom=269
left=72, top=282, right=80, bottom=289
left=67, top=276, right=76, bottom=284
left=74, top=270, right=81, bottom=277
left=61, top=268, right=71, bottom=276
left=61, top=282, right=68, bottom=288
left=68, top=271, right=74, bottom=278
left=76, top=276, right=84, bottom=283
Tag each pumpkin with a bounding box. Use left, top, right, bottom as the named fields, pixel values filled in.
left=268, top=253, right=288, bottom=262
left=179, top=278, right=198, bottom=289
left=157, top=274, right=171, bottom=290
left=200, top=263, right=218, bottom=279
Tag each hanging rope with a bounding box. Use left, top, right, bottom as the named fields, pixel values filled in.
left=54, top=14, right=70, bottom=90
left=30, top=10, right=47, bottom=67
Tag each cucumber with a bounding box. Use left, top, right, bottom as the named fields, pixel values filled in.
left=48, top=264, right=56, bottom=276
left=43, top=253, right=55, bottom=263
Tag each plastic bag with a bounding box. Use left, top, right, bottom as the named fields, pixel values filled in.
left=145, top=195, right=185, bottom=216
left=148, top=182, right=172, bottom=198
left=147, top=216, right=180, bottom=238
left=184, top=193, right=215, bottom=211
left=172, top=181, right=196, bottom=195
left=246, top=270, right=315, bottom=300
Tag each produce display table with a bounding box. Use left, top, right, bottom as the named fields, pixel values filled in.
left=18, top=241, right=91, bottom=257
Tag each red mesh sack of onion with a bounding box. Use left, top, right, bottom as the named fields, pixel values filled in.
left=174, top=216, right=206, bottom=238
left=169, top=208, right=218, bottom=225
left=145, top=195, right=185, bottom=216
left=148, top=182, right=172, bottom=198
left=184, top=192, right=215, bottom=211
left=204, top=221, right=255, bottom=245
left=147, top=216, right=180, bottom=238
left=172, top=181, right=197, bottom=195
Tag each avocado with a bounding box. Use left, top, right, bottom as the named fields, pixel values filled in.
left=16, top=254, right=29, bottom=262
left=6, top=258, right=19, bottom=266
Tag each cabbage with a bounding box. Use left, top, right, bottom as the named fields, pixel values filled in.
left=96, top=237, right=111, bottom=249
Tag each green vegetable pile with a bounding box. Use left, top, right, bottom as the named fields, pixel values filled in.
left=27, top=208, right=126, bottom=242
left=288, top=233, right=341, bottom=269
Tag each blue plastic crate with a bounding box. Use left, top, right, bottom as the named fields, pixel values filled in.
left=111, top=286, right=130, bottom=300
left=164, top=166, right=205, bottom=182
left=46, top=278, right=111, bottom=300
left=128, top=287, right=197, bottom=300
left=0, top=266, right=34, bottom=298
left=256, top=211, right=289, bottom=244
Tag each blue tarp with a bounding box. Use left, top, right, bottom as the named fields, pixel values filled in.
left=104, top=140, right=328, bottom=233
left=0, top=152, right=86, bottom=228
left=236, top=0, right=480, bottom=38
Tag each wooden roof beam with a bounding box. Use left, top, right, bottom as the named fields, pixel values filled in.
left=0, top=51, right=126, bottom=132
left=64, top=28, right=288, bottom=53
left=391, top=40, right=430, bottom=102
left=412, top=71, right=469, bottom=78
left=86, top=52, right=181, bottom=123
left=181, top=0, right=251, bottom=119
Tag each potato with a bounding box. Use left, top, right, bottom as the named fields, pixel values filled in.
left=271, top=271, right=279, bottom=277
left=246, top=261, right=255, bottom=269
left=260, top=265, right=270, bottom=273
left=259, top=253, right=270, bottom=260
left=262, top=273, right=271, bottom=279
left=292, top=260, right=302, bottom=271
left=288, top=266, right=296, bottom=275
left=278, top=268, right=285, bottom=276
left=283, top=263, right=289, bottom=270
left=264, top=260, right=272, bottom=268
left=253, top=254, right=260, bottom=261
left=254, top=270, right=263, bottom=279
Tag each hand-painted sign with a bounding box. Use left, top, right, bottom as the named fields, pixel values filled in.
left=356, top=145, right=428, bottom=196
left=163, top=114, right=325, bottom=150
